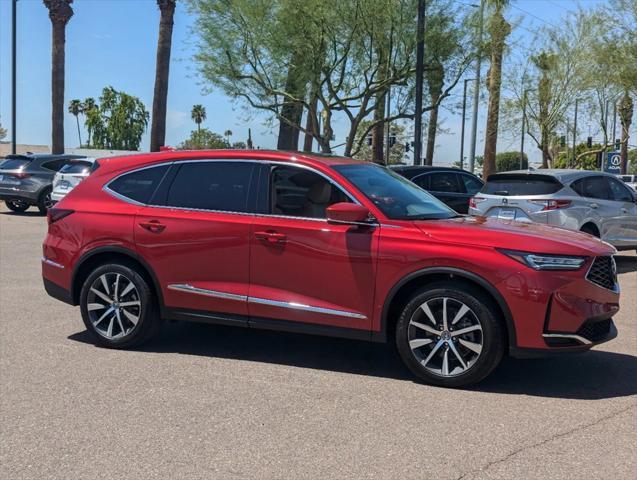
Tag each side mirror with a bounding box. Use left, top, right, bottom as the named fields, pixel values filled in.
left=326, top=202, right=374, bottom=225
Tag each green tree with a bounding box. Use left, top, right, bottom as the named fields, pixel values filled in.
left=178, top=128, right=230, bottom=149
left=353, top=120, right=406, bottom=164
left=68, top=99, right=83, bottom=146
left=191, top=104, right=206, bottom=132
left=0, top=122, right=7, bottom=141
left=553, top=142, right=603, bottom=170
left=85, top=87, right=149, bottom=150
left=43, top=0, right=74, bottom=154
left=81, top=97, right=97, bottom=146
left=150, top=0, right=176, bottom=152
left=482, top=0, right=511, bottom=179
left=495, top=151, right=528, bottom=172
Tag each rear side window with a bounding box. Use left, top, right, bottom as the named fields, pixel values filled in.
left=0, top=158, right=32, bottom=170
left=571, top=176, right=611, bottom=200
left=166, top=161, right=254, bottom=212
left=108, top=165, right=169, bottom=204
left=42, top=159, right=70, bottom=172
left=429, top=172, right=461, bottom=193
left=59, top=161, right=92, bottom=174
left=481, top=174, right=562, bottom=196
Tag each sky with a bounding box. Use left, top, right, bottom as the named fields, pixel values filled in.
left=0, top=0, right=616, bottom=167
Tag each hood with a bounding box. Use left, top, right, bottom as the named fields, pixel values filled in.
left=414, top=216, right=615, bottom=257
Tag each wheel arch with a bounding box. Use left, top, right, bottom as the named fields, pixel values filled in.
left=580, top=221, right=600, bottom=237
left=379, top=267, right=516, bottom=349
left=71, top=246, right=164, bottom=310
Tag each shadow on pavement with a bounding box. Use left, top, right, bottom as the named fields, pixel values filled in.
left=0, top=210, right=44, bottom=217
left=68, top=320, right=637, bottom=400
left=616, top=255, right=637, bottom=274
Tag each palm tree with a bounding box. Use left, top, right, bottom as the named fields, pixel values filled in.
left=43, top=0, right=74, bottom=154
left=482, top=0, right=511, bottom=179
left=191, top=105, right=206, bottom=132
left=68, top=99, right=82, bottom=147
left=81, top=97, right=97, bottom=146
left=150, top=0, right=176, bottom=152
left=224, top=130, right=233, bottom=145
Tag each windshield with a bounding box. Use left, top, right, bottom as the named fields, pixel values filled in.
left=333, top=163, right=457, bottom=220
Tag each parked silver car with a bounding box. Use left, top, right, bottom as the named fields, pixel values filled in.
left=51, top=157, right=96, bottom=204
left=469, top=169, right=637, bottom=251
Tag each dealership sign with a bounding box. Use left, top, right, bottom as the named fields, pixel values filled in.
left=606, top=152, right=621, bottom=174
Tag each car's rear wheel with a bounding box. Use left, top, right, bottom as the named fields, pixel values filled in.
left=5, top=200, right=29, bottom=212
left=80, top=263, right=161, bottom=348
left=37, top=188, right=53, bottom=214
left=395, top=282, right=505, bottom=387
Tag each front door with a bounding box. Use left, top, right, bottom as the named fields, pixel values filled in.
left=248, top=164, right=379, bottom=332
left=135, top=160, right=256, bottom=319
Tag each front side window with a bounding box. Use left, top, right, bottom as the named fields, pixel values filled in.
left=461, top=174, right=483, bottom=195
left=108, top=165, right=169, bottom=204
left=608, top=177, right=634, bottom=202
left=429, top=172, right=461, bottom=193
left=334, top=163, right=456, bottom=220
left=166, top=161, right=254, bottom=212
left=270, top=165, right=350, bottom=219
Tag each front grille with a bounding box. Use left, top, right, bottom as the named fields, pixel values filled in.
left=586, top=256, right=617, bottom=290
left=577, top=318, right=612, bottom=342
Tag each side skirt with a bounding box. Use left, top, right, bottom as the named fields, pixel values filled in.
left=163, top=307, right=378, bottom=343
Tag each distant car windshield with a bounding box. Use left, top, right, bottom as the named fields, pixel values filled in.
left=0, top=157, right=32, bottom=170
left=59, top=161, right=93, bottom=174
left=481, top=174, right=563, bottom=196
left=333, top=163, right=457, bottom=220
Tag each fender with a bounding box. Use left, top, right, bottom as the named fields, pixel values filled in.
left=378, top=266, right=517, bottom=348
left=71, top=246, right=165, bottom=313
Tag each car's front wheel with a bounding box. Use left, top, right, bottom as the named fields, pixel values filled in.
left=395, top=282, right=505, bottom=387
left=5, top=200, right=29, bottom=212
left=79, top=263, right=161, bottom=348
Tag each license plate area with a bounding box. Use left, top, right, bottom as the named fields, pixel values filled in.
left=486, top=207, right=532, bottom=222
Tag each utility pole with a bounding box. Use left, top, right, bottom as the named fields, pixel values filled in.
left=520, top=90, right=528, bottom=170
left=12, top=0, right=18, bottom=155
left=468, top=0, right=485, bottom=173
left=413, top=0, right=426, bottom=165
left=459, top=78, right=475, bottom=170
left=572, top=98, right=578, bottom=168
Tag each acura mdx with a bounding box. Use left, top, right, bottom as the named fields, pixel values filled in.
left=42, top=151, right=619, bottom=387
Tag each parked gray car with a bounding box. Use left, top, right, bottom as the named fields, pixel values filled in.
left=469, top=169, right=637, bottom=251
left=0, top=153, right=86, bottom=213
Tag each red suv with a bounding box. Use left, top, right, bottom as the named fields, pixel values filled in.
left=42, top=151, right=619, bottom=387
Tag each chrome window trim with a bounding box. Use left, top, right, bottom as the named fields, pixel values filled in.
left=167, top=284, right=248, bottom=302
left=542, top=333, right=592, bottom=346
left=167, top=284, right=367, bottom=320
left=41, top=257, right=65, bottom=269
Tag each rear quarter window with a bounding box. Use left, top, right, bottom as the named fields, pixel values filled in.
left=107, top=165, right=169, bottom=204
left=481, top=174, right=563, bottom=196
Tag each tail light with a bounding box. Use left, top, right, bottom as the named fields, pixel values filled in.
left=13, top=172, right=30, bottom=179
left=469, top=197, right=486, bottom=209
left=47, top=208, right=74, bottom=225
left=530, top=199, right=572, bottom=211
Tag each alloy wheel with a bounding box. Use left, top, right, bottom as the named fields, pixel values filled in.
left=43, top=193, right=53, bottom=210
left=408, top=297, right=483, bottom=377
left=86, top=272, right=141, bottom=340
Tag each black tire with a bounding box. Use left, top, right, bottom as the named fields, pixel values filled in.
left=580, top=224, right=600, bottom=237
left=80, top=263, right=161, bottom=348
left=5, top=200, right=29, bottom=212
left=395, top=282, right=505, bottom=388
left=37, top=187, right=53, bottom=214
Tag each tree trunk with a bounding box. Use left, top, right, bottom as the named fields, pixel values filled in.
left=425, top=99, right=440, bottom=166
left=482, top=11, right=510, bottom=180
left=303, top=92, right=318, bottom=152
left=371, top=93, right=386, bottom=164
left=277, top=53, right=305, bottom=151
left=150, top=0, right=175, bottom=152
left=75, top=116, right=82, bottom=147
left=51, top=21, right=67, bottom=154
left=619, top=92, right=633, bottom=175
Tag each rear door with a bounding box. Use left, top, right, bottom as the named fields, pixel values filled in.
left=413, top=171, right=467, bottom=212
left=134, top=160, right=256, bottom=321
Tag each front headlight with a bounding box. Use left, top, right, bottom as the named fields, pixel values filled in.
left=497, top=249, right=587, bottom=270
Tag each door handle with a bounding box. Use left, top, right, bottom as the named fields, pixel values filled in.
left=621, top=208, right=628, bottom=213
left=589, top=203, right=598, bottom=209
left=254, top=230, right=286, bottom=244
left=139, top=220, right=166, bottom=233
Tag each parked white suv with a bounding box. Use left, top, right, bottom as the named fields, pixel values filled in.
left=51, top=158, right=96, bottom=204
left=469, top=169, right=637, bottom=251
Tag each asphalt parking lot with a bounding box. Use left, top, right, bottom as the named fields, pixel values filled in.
left=0, top=204, right=635, bottom=480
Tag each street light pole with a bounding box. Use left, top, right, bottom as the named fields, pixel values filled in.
left=520, top=89, right=528, bottom=170
left=572, top=98, right=578, bottom=168
left=413, top=0, right=426, bottom=165
left=459, top=78, right=475, bottom=170
left=12, top=0, right=18, bottom=155
left=468, top=0, right=484, bottom=173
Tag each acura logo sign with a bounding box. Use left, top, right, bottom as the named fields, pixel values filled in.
left=502, top=198, right=508, bottom=205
